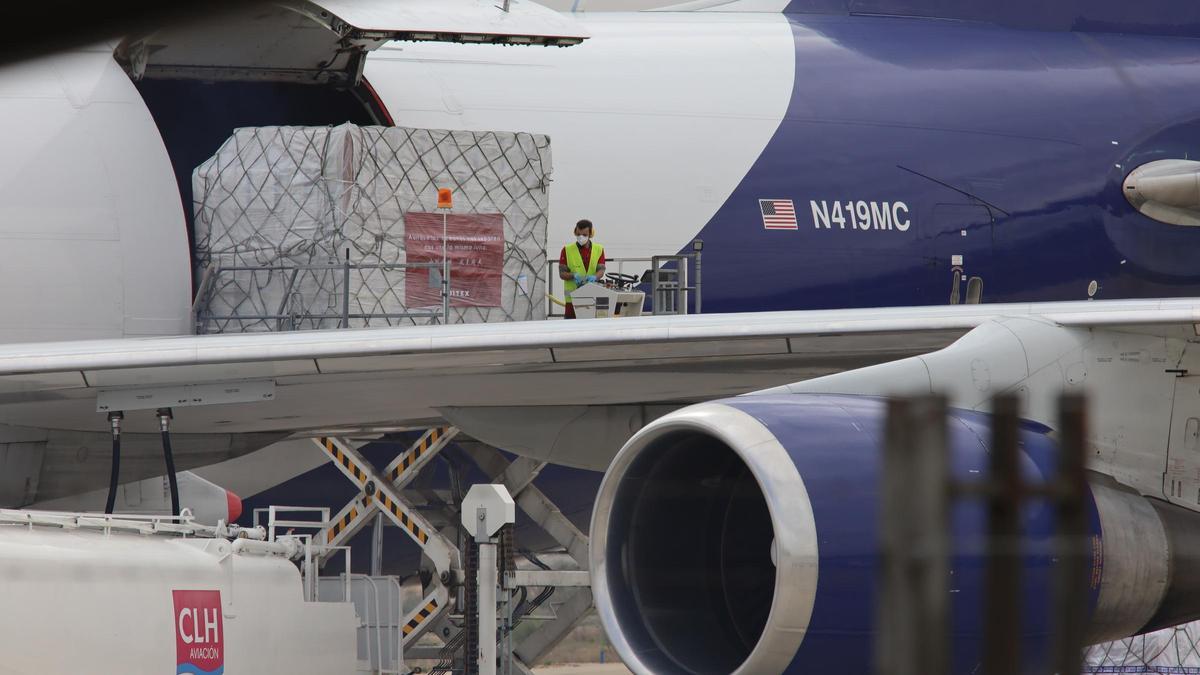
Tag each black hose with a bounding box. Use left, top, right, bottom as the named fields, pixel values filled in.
left=157, top=408, right=180, bottom=517
left=104, top=434, right=120, bottom=513
left=104, top=412, right=123, bottom=514
left=161, top=430, right=180, bottom=517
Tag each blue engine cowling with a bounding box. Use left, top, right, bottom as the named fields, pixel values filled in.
left=589, top=394, right=1194, bottom=675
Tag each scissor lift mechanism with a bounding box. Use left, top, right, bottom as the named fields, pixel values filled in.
left=310, top=429, right=592, bottom=670
left=313, top=431, right=461, bottom=646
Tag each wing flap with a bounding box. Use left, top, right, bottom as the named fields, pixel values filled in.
left=317, top=349, right=554, bottom=374
left=84, top=360, right=319, bottom=388
left=552, top=338, right=791, bottom=362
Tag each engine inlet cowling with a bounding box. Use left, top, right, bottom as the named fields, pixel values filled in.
left=591, top=394, right=1200, bottom=675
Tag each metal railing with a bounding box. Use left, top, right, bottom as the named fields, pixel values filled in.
left=318, top=575, right=405, bottom=674
left=192, top=260, right=451, bottom=334
left=545, top=243, right=702, bottom=318
left=648, top=253, right=702, bottom=316
left=254, top=507, right=405, bottom=674
left=253, top=505, right=345, bottom=603
left=251, top=503, right=392, bottom=674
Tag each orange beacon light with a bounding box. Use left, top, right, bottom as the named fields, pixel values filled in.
left=437, top=188, right=452, bottom=209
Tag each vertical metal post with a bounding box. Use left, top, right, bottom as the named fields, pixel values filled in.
left=444, top=258, right=451, bottom=324
left=442, top=211, right=450, bottom=324
left=680, top=260, right=688, bottom=316
left=693, top=247, right=702, bottom=314
left=477, top=508, right=497, bottom=675
left=649, top=256, right=660, bottom=315
left=341, top=248, right=351, bottom=329
left=303, top=538, right=316, bottom=601
left=395, top=574, right=405, bottom=671
left=547, top=256, right=554, bottom=318
left=371, top=512, right=384, bottom=577
left=1052, top=394, right=1089, bottom=675
left=878, top=396, right=949, bottom=675
left=983, top=395, right=1022, bottom=675
left=503, top=576, right=513, bottom=675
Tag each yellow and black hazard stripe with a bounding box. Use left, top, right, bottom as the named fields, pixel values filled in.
left=379, top=493, right=429, bottom=544
left=325, top=494, right=373, bottom=543
left=389, top=427, right=448, bottom=482
left=402, top=598, right=439, bottom=636
left=321, top=437, right=369, bottom=485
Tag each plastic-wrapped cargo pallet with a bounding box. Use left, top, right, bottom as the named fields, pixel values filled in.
left=1085, top=622, right=1200, bottom=673
left=192, top=123, right=550, bottom=332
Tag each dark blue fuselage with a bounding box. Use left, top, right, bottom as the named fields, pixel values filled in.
left=693, top=7, right=1200, bottom=313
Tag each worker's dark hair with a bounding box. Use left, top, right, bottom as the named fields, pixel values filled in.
left=574, top=219, right=593, bottom=233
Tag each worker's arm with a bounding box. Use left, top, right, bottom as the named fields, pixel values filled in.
left=559, top=263, right=574, bottom=281
left=595, top=263, right=606, bottom=279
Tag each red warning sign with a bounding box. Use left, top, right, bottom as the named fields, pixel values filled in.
left=173, top=590, right=224, bottom=675
left=405, top=212, right=505, bottom=308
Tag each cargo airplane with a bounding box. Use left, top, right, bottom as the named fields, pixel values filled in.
left=6, top=0, right=1200, bottom=672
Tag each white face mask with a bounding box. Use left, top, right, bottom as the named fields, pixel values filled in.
left=576, top=234, right=590, bottom=246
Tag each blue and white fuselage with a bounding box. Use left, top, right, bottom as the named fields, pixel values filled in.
left=371, top=1, right=1200, bottom=312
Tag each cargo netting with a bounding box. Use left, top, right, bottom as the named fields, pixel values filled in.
left=192, top=123, right=550, bottom=333
left=1086, top=623, right=1200, bottom=673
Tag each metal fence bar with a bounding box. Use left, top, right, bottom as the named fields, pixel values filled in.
left=878, top=399, right=910, bottom=675
left=910, top=396, right=950, bottom=675
left=1053, top=394, right=1089, bottom=675
left=983, top=395, right=1022, bottom=675
left=878, top=396, right=949, bottom=675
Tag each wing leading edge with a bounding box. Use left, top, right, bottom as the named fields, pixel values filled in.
left=0, top=299, right=1193, bottom=444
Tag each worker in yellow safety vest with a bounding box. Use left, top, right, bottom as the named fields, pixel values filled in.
left=558, top=219, right=606, bottom=319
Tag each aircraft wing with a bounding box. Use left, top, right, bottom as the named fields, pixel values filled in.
left=0, top=298, right=1195, bottom=475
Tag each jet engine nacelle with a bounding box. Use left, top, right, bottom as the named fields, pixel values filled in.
left=590, top=394, right=1200, bottom=675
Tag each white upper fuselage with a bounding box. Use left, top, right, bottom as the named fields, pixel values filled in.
left=367, top=12, right=794, bottom=264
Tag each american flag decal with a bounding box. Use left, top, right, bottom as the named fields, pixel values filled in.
left=759, top=199, right=798, bottom=230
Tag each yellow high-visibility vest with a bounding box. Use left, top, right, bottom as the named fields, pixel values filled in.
left=563, top=242, right=603, bottom=302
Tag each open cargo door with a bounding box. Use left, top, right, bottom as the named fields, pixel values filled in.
left=117, top=0, right=587, bottom=86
